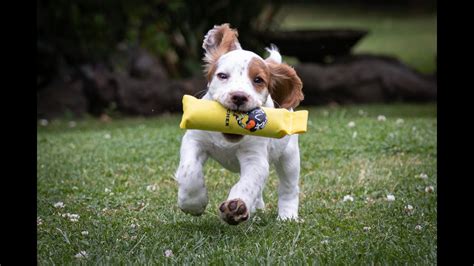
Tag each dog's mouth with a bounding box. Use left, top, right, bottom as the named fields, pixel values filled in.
left=218, top=96, right=260, bottom=113
left=222, top=133, right=244, bottom=142
left=221, top=102, right=255, bottom=112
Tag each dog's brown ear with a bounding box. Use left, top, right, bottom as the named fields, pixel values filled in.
left=267, top=62, right=304, bottom=109
left=202, top=23, right=241, bottom=80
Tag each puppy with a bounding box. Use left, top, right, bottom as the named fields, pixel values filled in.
left=176, top=23, right=304, bottom=225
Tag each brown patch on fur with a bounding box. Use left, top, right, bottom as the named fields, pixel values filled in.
left=248, top=58, right=270, bottom=92
left=203, top=24, right=240, bottom=81
left=266, top=61, right=304, bottom=109
left=206, top=62, right=218, bottom=82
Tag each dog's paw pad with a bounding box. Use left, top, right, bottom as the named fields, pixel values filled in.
left=218, top=198, right=249, bottom=225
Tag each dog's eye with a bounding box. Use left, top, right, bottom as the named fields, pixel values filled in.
left=217, top=73, right=229, bottom=80
left=253, top=77, right=264, bottom=84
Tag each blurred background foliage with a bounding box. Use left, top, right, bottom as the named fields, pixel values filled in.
left=37, top=0, right=283, bottom=87
left=38, top=0, right=436, bottom=89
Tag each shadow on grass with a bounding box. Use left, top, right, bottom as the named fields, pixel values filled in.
left=159, top=209, right=280, bottom=237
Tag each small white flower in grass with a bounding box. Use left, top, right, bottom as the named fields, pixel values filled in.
left=74, top=251, right=88, bottom=259
left=396, top=118, right=404, bottom=125
left=130, top=223, right=139, bottom=229
left=39, top=119, right=49, bottom=126
left=343, top=195, right=354, bottom=202
left=377, top=115, right=386, bottom=121
left=425, top=186, right=434, bottom=193
left=68, top=121, right=77, bottom=128
left=37, top=217, right=43, bottom=226
left=69, top=214, right=80, bottom=222
left=104, top=133, right=111, bottom=139
left=105, top=188, right=111, bottom=193
left=365, top=197, right=375, bottom=204
left=386, top=194, right=395, bottom=201
left=164, top=249, right=173, bottom=257
left=81, top=231, right=89, bottom=236
left=415, top=225, right=423, bottom=230
left=146, top=184, right=157, bottom=192
left=348, top=121, right=356, bottom=128
left=62, top=213, right=80, bottom=222
left=352, top=131, right=358, bottom=139
left=363, top=226, right=371, bottom=232
left=404, top=205, right=414, bottom=215
left=53, top=202, right=65, bottom=208
left=419, top=173, right=428, bottom=179
left=320, top=239, right=329, bottom=245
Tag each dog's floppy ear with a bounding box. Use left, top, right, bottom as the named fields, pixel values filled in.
left=202, top=23, right=241, bottom=80
left=265, top=45, right=304, bottom=109
left=266, top=60, right=304, bottom=109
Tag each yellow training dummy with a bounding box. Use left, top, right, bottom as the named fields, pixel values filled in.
left=179, top=95, right=308, bottom=139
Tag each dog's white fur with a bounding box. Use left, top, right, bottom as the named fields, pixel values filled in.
left=175, top=24, right=303, bottom=223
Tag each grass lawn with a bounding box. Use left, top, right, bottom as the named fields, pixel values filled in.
left=37, top=103, right=437, bottom=264
left=277, top=4, right=437, bottom=74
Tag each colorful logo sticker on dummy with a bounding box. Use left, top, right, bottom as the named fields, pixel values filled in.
left=233, top=108, right=268, bottom=132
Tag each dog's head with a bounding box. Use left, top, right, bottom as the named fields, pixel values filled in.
left=202, top=23, right=304, bottom=112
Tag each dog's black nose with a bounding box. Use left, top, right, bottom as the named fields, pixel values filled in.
left=230, top=92, right=249, bottom=107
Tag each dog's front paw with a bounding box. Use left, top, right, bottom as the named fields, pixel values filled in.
left=178, top=191, right=208, bottom=216
left=179, top=203, right=206, bottom=216
left=218, top=198, right=249, bottom=225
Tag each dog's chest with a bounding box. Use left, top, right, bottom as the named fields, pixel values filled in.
left=201, top=132, right=291, bottom=173
left=198, top=132, right=268, bottom=172
left=207, top=144, right=242, bottom=172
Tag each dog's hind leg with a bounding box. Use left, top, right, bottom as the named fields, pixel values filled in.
left=275, top=135, right=300, bottom=220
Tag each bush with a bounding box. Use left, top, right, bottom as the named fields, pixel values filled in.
left=37, top=0, right=282, bottom=86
